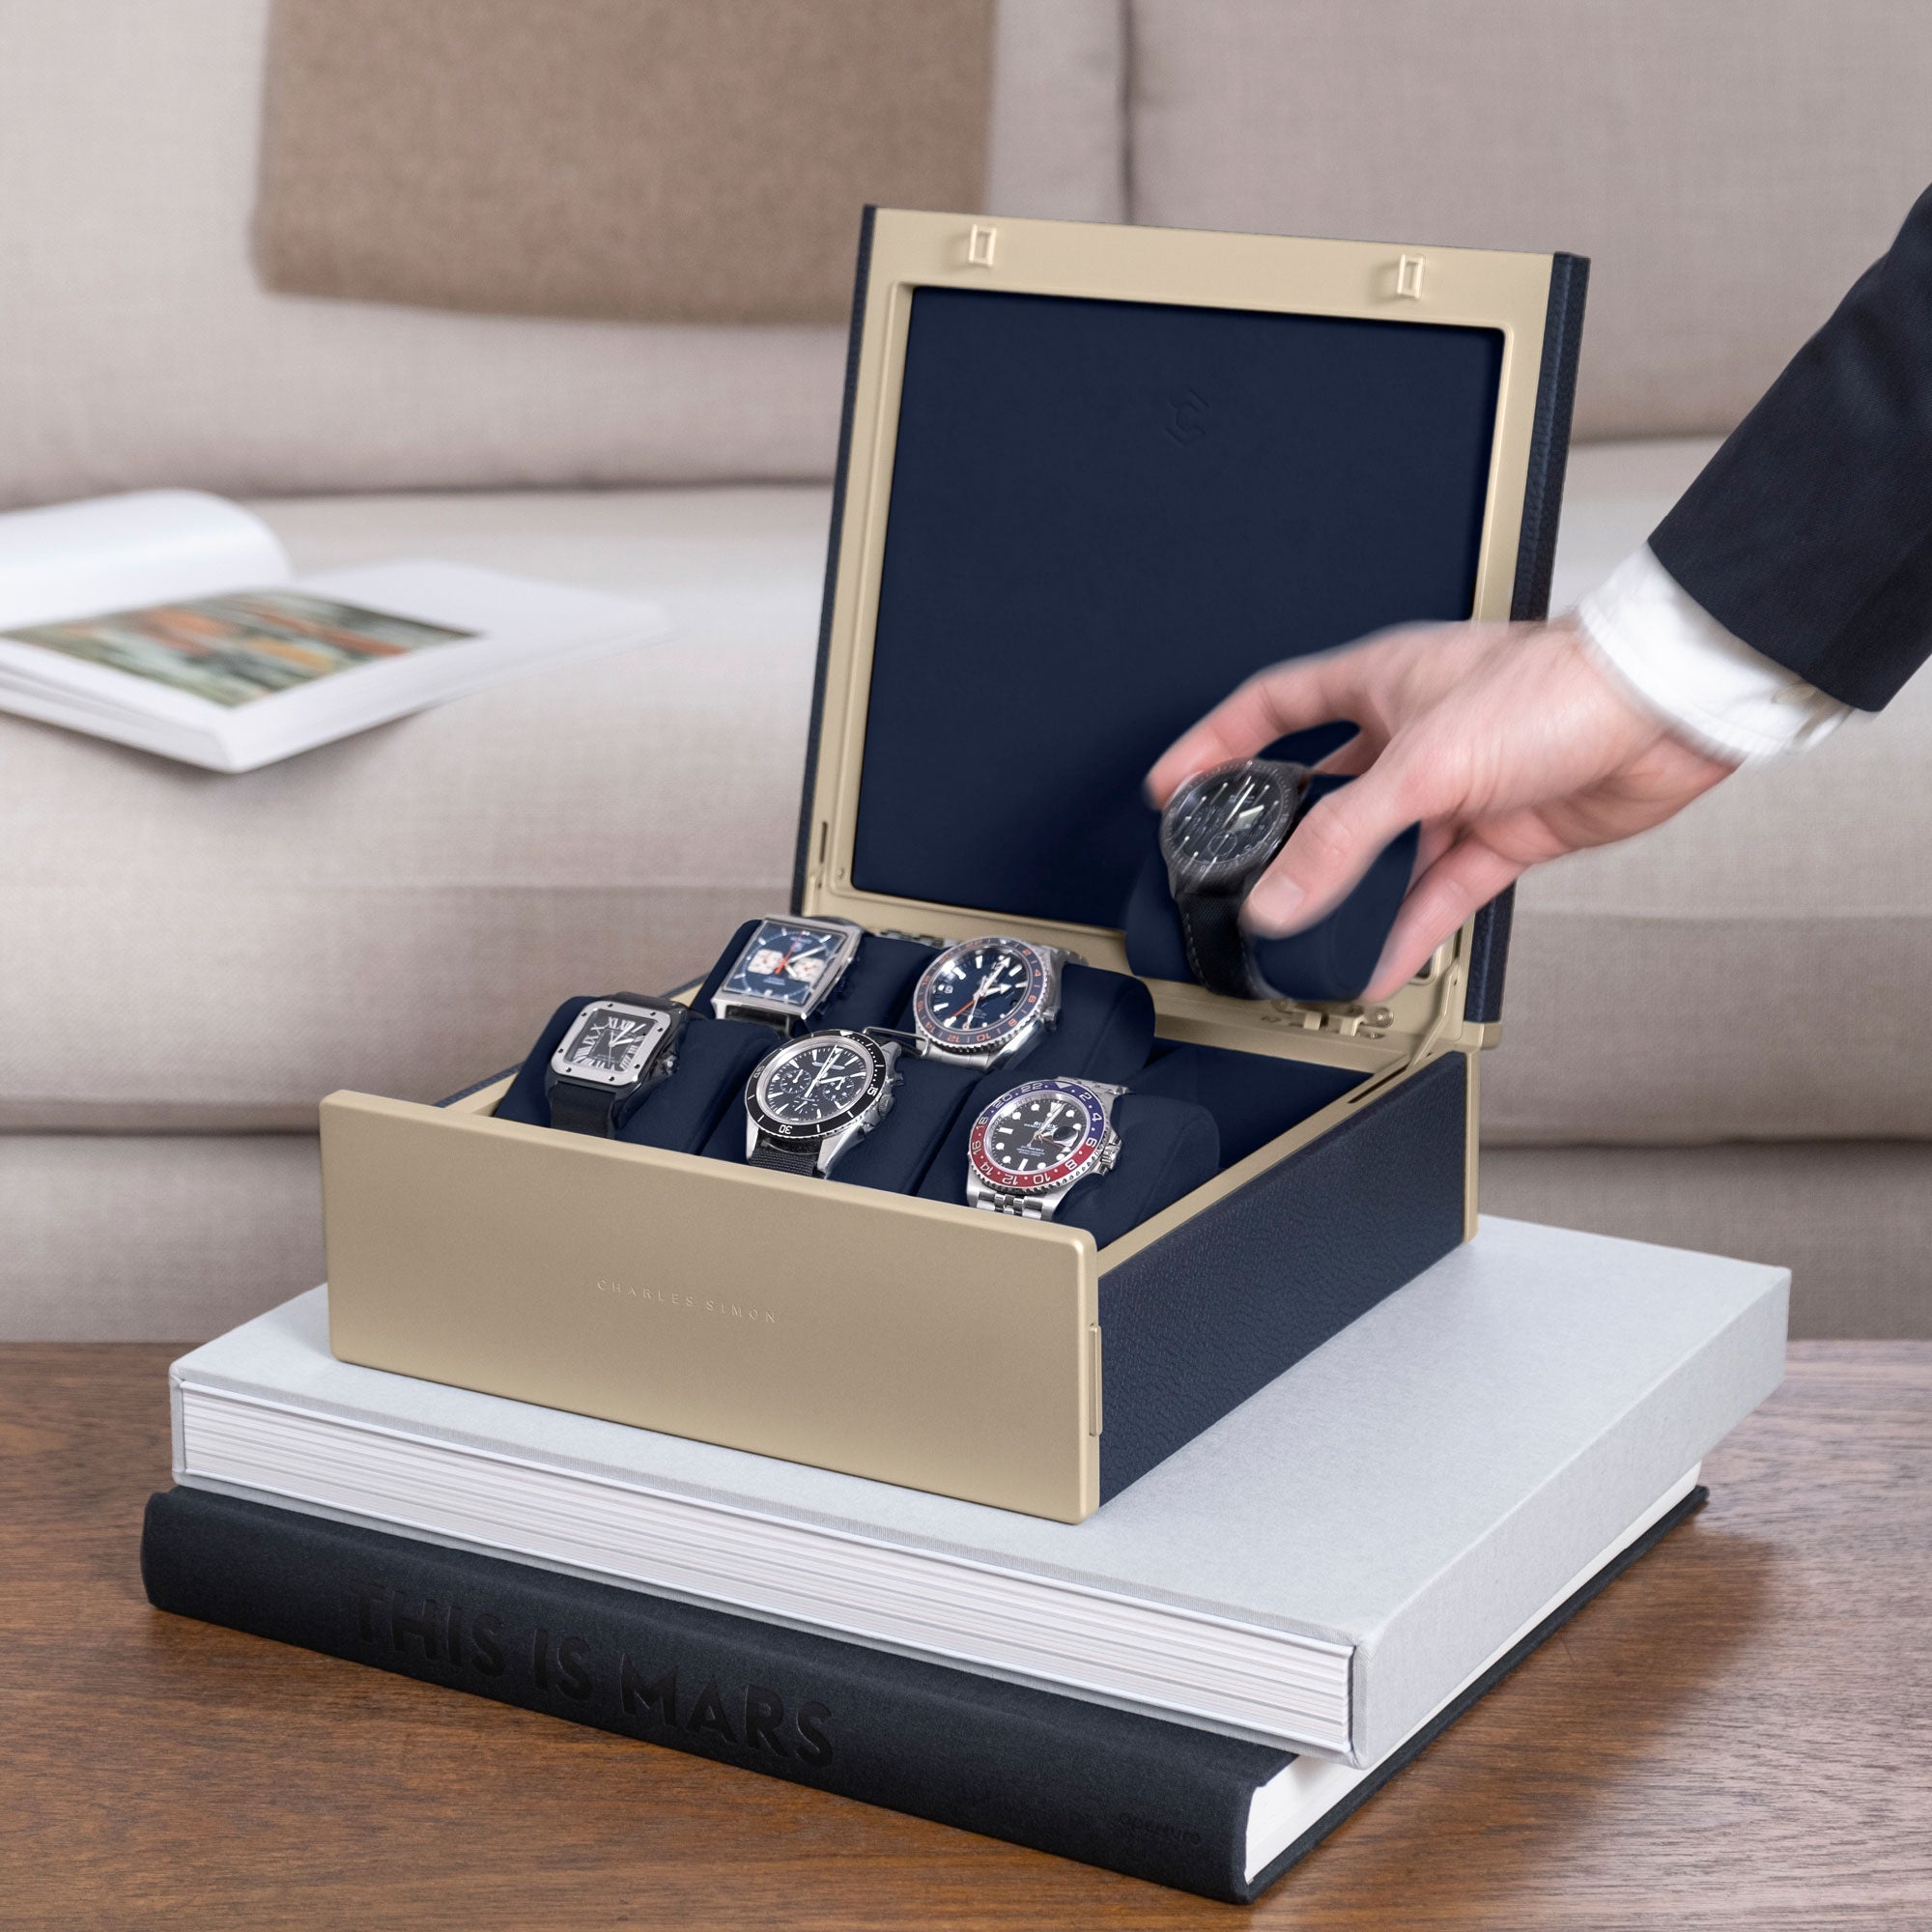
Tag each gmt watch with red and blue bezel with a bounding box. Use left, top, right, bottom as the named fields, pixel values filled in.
left=965, top=1077, right=1125, bottom=1221
left=911, top=935, right=1073, bottom=1071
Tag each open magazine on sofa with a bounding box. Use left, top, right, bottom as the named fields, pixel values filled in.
left=0, top=490, right=671, bottom=771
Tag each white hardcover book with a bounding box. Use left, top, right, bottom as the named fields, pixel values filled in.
left=0, top=490, right=671, bottom=770
left=171, top=1217, right=1787, bottom=1767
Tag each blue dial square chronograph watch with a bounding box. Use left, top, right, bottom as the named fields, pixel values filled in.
left=712, top=916, right=864, bottom=1035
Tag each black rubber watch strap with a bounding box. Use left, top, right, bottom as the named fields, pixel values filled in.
left=749, top=1139, right=822, bottom=1176
left=547, top=1077, right=620, bottom=1137
left=1176, top=888, right=1264, bottom=999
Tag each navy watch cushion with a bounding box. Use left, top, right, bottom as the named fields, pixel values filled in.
left=1135, top=1039, right=1364, bottom=1167
left=1123, top=773, right=1418, bottom=1005
left=830, top=1055, right=982, bottom=1194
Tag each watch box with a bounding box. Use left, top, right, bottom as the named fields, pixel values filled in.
left=320, top=208, right=1586, bottom=1524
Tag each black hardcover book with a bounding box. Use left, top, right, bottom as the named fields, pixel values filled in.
left=143, top=1484, right=1704, bottom=1902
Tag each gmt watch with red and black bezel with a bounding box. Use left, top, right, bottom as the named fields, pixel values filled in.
left=910, top=935, right=1073, bottom=1072
left=965, top=1077, right=1124, bottom=1221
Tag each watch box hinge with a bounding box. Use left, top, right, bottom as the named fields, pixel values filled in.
left=1258, top=1000, right=1394, bottom=1041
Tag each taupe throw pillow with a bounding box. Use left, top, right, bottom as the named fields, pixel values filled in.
left=255, top=0, right=993, bottom=325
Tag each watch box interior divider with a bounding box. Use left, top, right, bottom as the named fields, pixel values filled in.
left=318, top=208, right=1585, bottom=1523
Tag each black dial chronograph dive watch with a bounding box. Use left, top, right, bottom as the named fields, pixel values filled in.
left=545, top=994, right=689, bottom=1137
left=1158, top=757, right=1314, bottom=998
left=743, top=1029, right=901, bottom=1177
left=910, top=935, right=1073, bottom=1071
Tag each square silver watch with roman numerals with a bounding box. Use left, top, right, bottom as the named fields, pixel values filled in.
left=545, top=995, right=688, bottom=1137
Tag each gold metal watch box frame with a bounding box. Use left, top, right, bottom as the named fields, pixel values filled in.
left=321, top=209, right=1583, bottom=1523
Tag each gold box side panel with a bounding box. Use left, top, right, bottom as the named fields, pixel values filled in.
left=321, top=1094, right=1099, bottom=1521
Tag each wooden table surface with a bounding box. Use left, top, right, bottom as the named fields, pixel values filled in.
left=1, top=1342, right=1927, bottom=1930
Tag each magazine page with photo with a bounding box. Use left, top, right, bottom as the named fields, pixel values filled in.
left=0, top=491, right=671, bottom=771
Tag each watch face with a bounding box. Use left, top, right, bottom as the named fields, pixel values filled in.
left=1161, top=759, right=1304, bottom=884
left=969, top=1080, right=1111, bottom=1193
left=751, top=1032, right=888, bottom=1132
left=914, top=939, right=1047, bottom=1054
left=721, top=919, right=856, bottom=1013
left=552, top=1002, right=669, bottom=1087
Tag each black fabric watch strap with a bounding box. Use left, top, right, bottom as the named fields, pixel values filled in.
left=1176, top=888, right=1264, bottom=999
left=547, top=1077, right=620, bottom=1137
left=749, top=1138, right=822, bottom=1176
left=718, top=1003, right=798, bottom=1036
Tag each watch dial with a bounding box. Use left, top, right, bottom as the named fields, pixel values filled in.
left=723, top=921, right=851, bottom=1010
left=1164, top=762, right=1296, bottom=878
left=974, top=1081, right=1104, bottom=1189
left=759, top=1037, right=876, bottom=1126
left=916, top=941, right=1041, bottom=1047
left=564, top=1005, right=663, bottom=1080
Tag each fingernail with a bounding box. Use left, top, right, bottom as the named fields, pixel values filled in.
left=1244, top=876, right=1306, bottom=933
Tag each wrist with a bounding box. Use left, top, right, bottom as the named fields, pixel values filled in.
left=1576, top=547, right=1850, bottom=765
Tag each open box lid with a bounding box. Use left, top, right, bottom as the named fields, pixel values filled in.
left=793, top=209, right=1585, bottom=1074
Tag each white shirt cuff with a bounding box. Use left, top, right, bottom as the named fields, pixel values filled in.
left=1575, top=546, right=1852, bottom=765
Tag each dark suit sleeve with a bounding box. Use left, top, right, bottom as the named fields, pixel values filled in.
left=1650, top=183, right=1932, bottom=711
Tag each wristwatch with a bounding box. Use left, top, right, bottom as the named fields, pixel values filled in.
left=712, top=916, right=865, bottom=1035
left=545, top=995, right=688, bottom=1137
left=1158, top=757, right=1314, bottom=998
left=743, top=1029, right=901, bottom=1177
left=966, top=1077, right=1124, bottom=1221
left=910, top=935, right=1074, bottom=1071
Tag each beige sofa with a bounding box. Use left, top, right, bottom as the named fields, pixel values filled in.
left=3, top=1, right=1927, bottom=1339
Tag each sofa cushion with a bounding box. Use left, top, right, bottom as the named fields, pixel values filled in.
left=0, top=0, right=1122, bottom=507
left=1481, top=1151, right=1932, bottom=1342
left=0, top=487, right=828, bottom=1129
left=1127, top=0, right=1932, bottom=442
left=256, top=0, right=996, bottom=326
left=2, top=444, right=1925, bottom=1143
left=1490, top=440, right=1932, bottom=1143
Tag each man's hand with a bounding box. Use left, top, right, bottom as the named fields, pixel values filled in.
left=1146, top=618, right=1737, bottom=1002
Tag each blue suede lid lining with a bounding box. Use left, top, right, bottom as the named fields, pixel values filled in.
left=851, top=285, right=1500, bottom=930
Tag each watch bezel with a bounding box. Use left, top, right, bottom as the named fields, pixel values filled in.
left=549, top=999, right=677, bottom=1090
left=912, top=936, right=1051, bottom=1057
left=1159, top=757, right=1309, bottom=891
left=745, top=1029, right=895, bottom=1143
left=968, top=1078, right=1112, bottom=1194
left=713, top=916, right=865, bottom=1024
